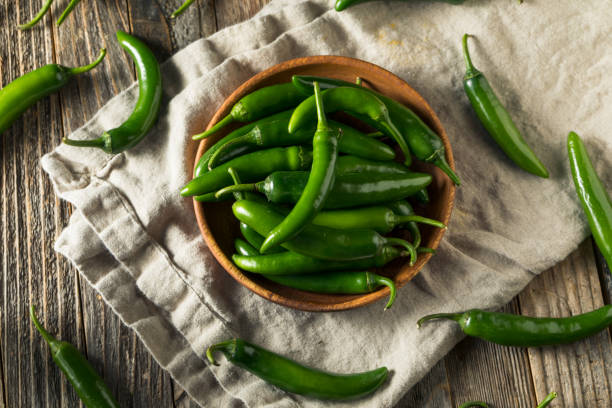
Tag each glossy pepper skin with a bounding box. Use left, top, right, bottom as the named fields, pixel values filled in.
left=63, top=31, right=162, bottom=154
left=235, top=238, right=259, bottom=256
left=232, top=245, right=408, bottom=275
left=568, top=131, right=612, bottom=270
left=30, top=307, right=119, bottom=408
left=194, top=110, right=294, bottom=177
left=266, top=271, right=397, bottom=310
left=181, top=146, right=313, bottom=197
left=194, top=83, right=307, bottom=140
left=335, top=0, right=465, bottom=12
left=207, top=338, right=388, bottom=400
left=207, top=117, right=395, bottom=169
left=261, top=82, right=340, bottom=253
left=0, top=49, right=106, bottom=135
left=417, top=305, right=612, bottom=347
left=289, top=86, right=413, bottom=166
left=215, top=171, right=432, bottom=209
left=385, top=200, right=422, bottom=248
left=239, top=222, right=284, bottom=254
left=292, top=75, right=460, bottom=185
left=462, top=34, right=548, bottom=178
left=233, top=199, right=417, bottom=263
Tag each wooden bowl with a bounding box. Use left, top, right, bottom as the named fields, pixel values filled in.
left=193, top=56, right=456, bottom=312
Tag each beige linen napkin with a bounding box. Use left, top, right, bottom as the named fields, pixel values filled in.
left=41, top=1, right=612, bottom=406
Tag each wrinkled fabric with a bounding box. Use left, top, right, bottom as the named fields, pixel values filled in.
left=42, top=1, right=612, bottom=406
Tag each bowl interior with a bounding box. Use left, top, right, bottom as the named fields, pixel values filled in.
left=194, top=56, right=456, bottom=312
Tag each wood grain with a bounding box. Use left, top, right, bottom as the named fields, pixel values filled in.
left=1, top=0, right=610, bottom=407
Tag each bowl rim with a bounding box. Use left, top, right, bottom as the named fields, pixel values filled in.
left=193, top=55, right=456, bottom=312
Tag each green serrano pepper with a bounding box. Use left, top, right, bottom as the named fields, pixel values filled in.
left=417, top=305, right=612, bottom=347
left=31, top=307, right=119, bottom=408
left=215, top=171, right=432, bottom=209
left=568, top=131, right=612, bottom=270
left=207, top=117, right=395, bottom=169
left=235, top=238, right=259, bottom=256
left=207, top=338, right=388, bottom=400
left=385, top=200, right=422, bottom=248
left=233, top=246, right=409, bottom=275
left=289, top=86, right=413, bottom=166
left=63, top=31, right=162, bottom=154
left=459, top=391, right=557, bottom=408
left=0, top=49, right=106, bottom=135
left=194, top=83, right=307, bottom=140
left=261, top=82, right=340, bottom=253
left=233, top=199, right=417, bottom=263
left=194, top=110, right=294, bottom=177
left=240, top=222, right=283, bottom=254
left=462, top=34, right=548, bottom=178
left=181, top=146, right=313, bottom=197
left=265, top=271, right=397, bottom=310
left=292, top=75, right=460, bottom=185
left=335, top=0, right=465, bottom=11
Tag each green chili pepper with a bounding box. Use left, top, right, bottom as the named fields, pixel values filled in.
left=536, top=392, right=558, bottom=408
left=194, top=83, right=307, bottom=140
left=412, top=187, right=430, bottom=205
left=458, top=391, right=557, bottom=408
left=194, top=110, right=294, bottom=178
left=332, top=155, right=409, bottom=175
left=240, top=222, right=283, bottom=254
left=461, top=34, right=548, bottom=178
left=292, top=75, right=460, bottom=185
left=233, top=199, right=417, bottom=263
left=417, top=305, right=612, bottom=347
left=311, top=205, right=445, bottom=233
left=171, top=0, right=196, bottom=17
left=215, top=171, right=432, bottom=209
left=30, top=306, right=120, bottom=408
left=182, top=146, right=313, bottom=197
left=385, top=200, right=422, bottom=248
left=335, top=0, right=465, bottom=11
left=233, top=246, right=408, bottom=275
left=207, top=338, right=388, bottom=400
left=235, top=238, right=259, bottom=256
left=207, top=117, right=395, bottom=170
left=567, top=131, right=612, bottom=270
left=260, top=82, right=340, bottom=253
left=289, top=86, right=413, bottom=166
left=18, top=0, right=54, bottom=30
left=265, top=271, right=397, bottom=309
left=57, top=0, right=83, bottom=26
left=0, top=49, right=106, bottom=135
left=63, top=31, right=162, bottom=154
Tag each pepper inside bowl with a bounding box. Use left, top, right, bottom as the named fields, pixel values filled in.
left=192, top=56, right=456, bottom=312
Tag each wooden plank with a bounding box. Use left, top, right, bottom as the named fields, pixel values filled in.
left=164, top=0, right=217, bottom=51
left=397, top=359, right=453, bottom=407
left=519, top=239, right=612, bottom=407
left=443, top=299, right=537, bottom=408
left=214, top=0, right=270, bottom=30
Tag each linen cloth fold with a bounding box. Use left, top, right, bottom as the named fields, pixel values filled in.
left=42, top=1, right=612, bottom=406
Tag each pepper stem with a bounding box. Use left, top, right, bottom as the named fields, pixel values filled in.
left=69, top=48, right=107, bottom=75
left=56, top=0, right=82, bottom=26
left=171, top=0, right=196, bottom=18
left=416, top=312, right=463, bottom=328
left=536, top=392, right=557, bottom=408
left=62, top=136, right=106, bottom=149
left=367, top=273, right=397, bottom=310
left=18, top=0, right=54, bottom=30
left=395, top=215, right=446, bottom=229
left=194, top=114, right=235, bottom=140
left=355, top=77, right=362, bottom=86
left=206, top=339, right=236, bottom=366
left=215, top=183, right=257, bottom=199
left=462, top=34, right=475, bottom=71
left=207, top=135, right=251, bottom=170
left=227, top=167, right=244, bottom=201
left=30, top=306, right=61, bottom=354
left=379, top=122, right=412, bottom=167
left=194, top=192, right=219, bottom=202
left=313, top=82, right=329, bottom=131
left=385, top=238, right=417, bottom=266
left=417, top=247, right=436, bottom=255
left=435, top=158, right=461, bottom=186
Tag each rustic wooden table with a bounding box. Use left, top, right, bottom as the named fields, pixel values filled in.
left=1, top=1, right=611, bottom=407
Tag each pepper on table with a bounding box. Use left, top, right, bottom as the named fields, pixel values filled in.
left=30, top=306, right=120, bottom=408
left=0, top=48, right=107, bottom=136
left=18, top=0, right=54, bottom=30
left=567, top=131, right=612, bottom=270
left=63, top=31, right=162, bottom=154
left=417, top=305, right=612, bottom=347
left=461, top=34, right=549, bottom=178
left=206, top=338, right=388, bottom=400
